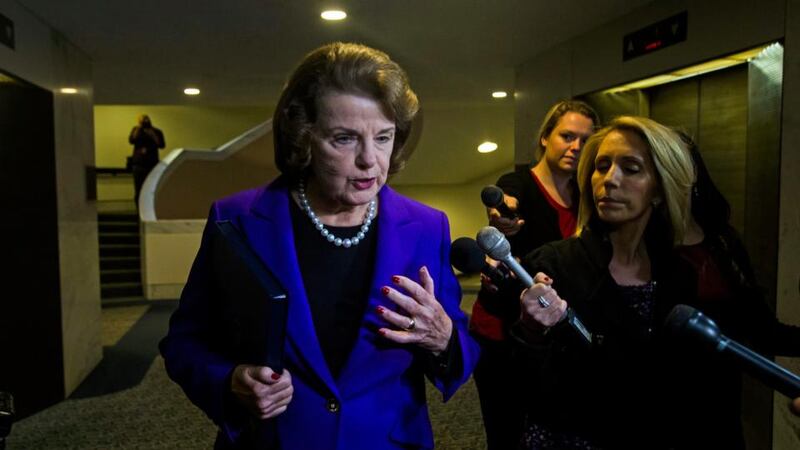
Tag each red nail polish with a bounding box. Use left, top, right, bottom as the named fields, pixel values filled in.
left=382, top=286, right=390, bottom=295
left=271, top=373, right=280, bottom=380
left=375, top=306, right=385, bottom=314
left=392, top=276, right=400, bottom=283
left=379, top=329, right=387, bottom=336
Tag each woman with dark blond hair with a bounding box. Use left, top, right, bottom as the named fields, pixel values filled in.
left=160, top=42, right=479, bottom=450
left=471, top=100, right=598, bottom=450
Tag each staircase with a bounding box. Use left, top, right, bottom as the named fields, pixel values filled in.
left=98, top=212, right=143, bottom=304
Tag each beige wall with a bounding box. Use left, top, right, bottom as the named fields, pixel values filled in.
left=95, top=105, right=273, bottom=201
left=142, top=220, right=206, bottom=300
left=774, top=0, right=800, bottom=448
left=96, top=174, right=134, bottom=202
left=94, top=105, right=272, bottom=167
left=154, top=132, right=278, bottom=220
left=393, top=169, right=510, bottom=242
left=1, top=0, right=101, bottom=396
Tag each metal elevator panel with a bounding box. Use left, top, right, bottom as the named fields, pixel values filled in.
left=577, top=43, right=786, bottom=450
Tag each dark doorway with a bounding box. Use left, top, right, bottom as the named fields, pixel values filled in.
left=0, top=69, right=63, bottom=419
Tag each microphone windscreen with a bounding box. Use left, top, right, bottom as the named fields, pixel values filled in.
left=476, top=226, right=511, bottom=261
left=663, top=304, right=697, bottom=337
left=450, top=237, right=486, bottom=274
left=481, top=186, right=505, bottom=208
left=663, top=304, right=723, bottom=352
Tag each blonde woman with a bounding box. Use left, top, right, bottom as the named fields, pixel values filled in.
left=514, top=116, right=698, bottom=449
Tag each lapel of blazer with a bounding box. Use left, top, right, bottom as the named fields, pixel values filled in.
left=336, top=186, right=422, bottom=395
left=238, top=179, right=339, bottom=396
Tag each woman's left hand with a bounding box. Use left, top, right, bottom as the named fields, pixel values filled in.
left=377, top=266, right=453, bottom=355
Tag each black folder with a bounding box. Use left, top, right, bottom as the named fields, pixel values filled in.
left=208, top=220, right=288, bottom=373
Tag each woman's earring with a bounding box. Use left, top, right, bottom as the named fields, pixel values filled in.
left=692, top=184, right=699, bottom=199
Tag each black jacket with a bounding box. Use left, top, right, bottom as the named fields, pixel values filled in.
left=476, top=167, right=577, bottom=326
left=511, top=225, right=739, bottom=449
left=496, top=166, right=575, bottom=258
left=691, top=229, right=800, bottom=356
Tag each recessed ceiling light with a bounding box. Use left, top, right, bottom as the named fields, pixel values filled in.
left=184, top=87, right=200, bottom=96
left=491, top=91, right=507, bottom=98
left=60, top=87, right=78, bottom=94
left=321, top=10, right=347, bottom=21
left=478, top=142, right=498, bottom=153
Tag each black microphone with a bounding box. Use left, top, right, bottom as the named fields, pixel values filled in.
left=475, top=226, right=592, bottom=345
left=450, top=237, right=512, bottom=286
left=481, top=185, right=517, bottom=219
left=664, top=304, right=800, bottom=398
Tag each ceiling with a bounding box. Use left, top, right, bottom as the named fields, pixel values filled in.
left=15, top=0, right=654, bottom=184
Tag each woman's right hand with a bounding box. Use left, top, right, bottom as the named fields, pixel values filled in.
left=231, top=365, right=293, bottom=419
left=519, top=272, right=567, bottom=330
left=487, top=194, right=525, bottom=236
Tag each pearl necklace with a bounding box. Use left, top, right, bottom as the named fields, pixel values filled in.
left=297, top=179, right=377, bottom=248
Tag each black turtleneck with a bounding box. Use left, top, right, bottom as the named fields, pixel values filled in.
left=289, top=197, right=378, bottom=378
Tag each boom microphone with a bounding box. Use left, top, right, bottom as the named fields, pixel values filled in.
left=481, top=185, right=517, bottom=219
left=664, top=304, right=800, bottom=398
left=450, top=237, right=512, bottom=286
left=475, top=226, right=592, bottom=345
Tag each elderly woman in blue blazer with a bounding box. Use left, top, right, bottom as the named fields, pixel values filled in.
left=159, top=42, right=479, bottom=449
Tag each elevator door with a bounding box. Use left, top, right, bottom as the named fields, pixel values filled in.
left=0, top=70, right=63, bottom=418
left=581, top=57, right=782, bottom=450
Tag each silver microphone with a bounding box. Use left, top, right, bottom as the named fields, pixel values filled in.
left=475, top=226, right=592, bottom=346
left=475, top=226, right=533, bottom=287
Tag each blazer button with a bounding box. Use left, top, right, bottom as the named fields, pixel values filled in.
left=326, top=398, right=340, bottom=413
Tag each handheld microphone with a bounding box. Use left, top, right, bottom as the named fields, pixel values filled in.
left=475, top=226, right=532, bottom=285
left=481, top=185, right=517, bottom=219
left=664, top=305, right=800, bottom=398
left=475, top=226, right=592, bottom=345
left=450, top=237, right=512, bottom=286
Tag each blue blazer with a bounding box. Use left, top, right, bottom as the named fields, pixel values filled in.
left=160, top=177, right=479, bottom=449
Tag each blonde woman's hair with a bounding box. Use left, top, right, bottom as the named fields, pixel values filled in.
left=576, top=116, right=694, bottom=245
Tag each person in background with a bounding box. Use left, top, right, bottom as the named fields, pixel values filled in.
left=675, top=133, right=800, bottom=449
left=514, top=116, right=697, bottom=448
left=160, top=42, right=479, bottom=450
left=128, top=114, right=165, bottom=208
left=469, top=100, right=598, bottom=450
